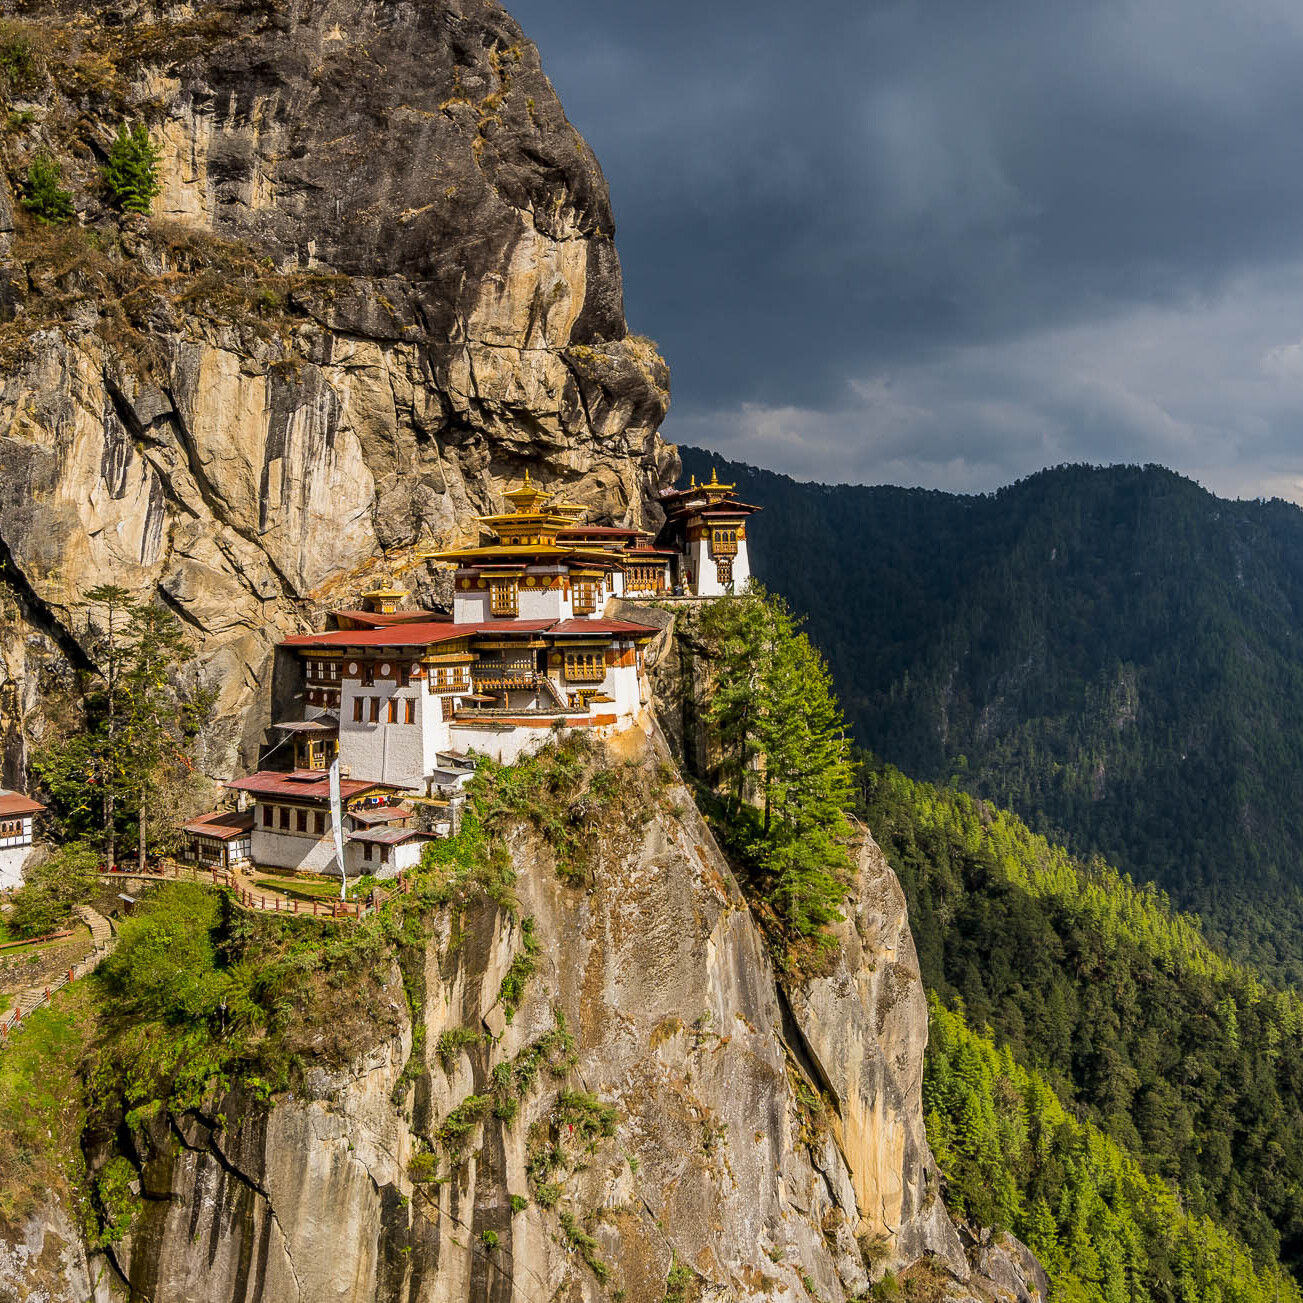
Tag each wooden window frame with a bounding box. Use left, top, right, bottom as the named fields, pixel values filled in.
left=388, top=698, right=399, bottom=724
left=279, top=807, right=290, bottom=830
left=369, top=696, right=380, bottom=723
left=490, top=579, right=519, bottom=617
left=354, top=696, right=364, bottom=723
left=405, top=698, right=416, bottom=725
left=262, top=805, right=273, bottom=827
left=314, top=811, right=326, bottom=835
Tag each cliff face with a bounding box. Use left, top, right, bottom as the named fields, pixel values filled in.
left=3, top=721, right=973, bottom=1303
left=0, top=0, right=672, bottom=783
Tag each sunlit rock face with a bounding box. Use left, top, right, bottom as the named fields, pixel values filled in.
left=0, top=0, right=673, bottom=785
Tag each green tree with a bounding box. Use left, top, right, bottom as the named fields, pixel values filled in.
left=7, top=842, right=99, bottom=937
left=102, top=121, right=160, bottom=214
left=32, top=587, right=206, bottom=869
left=121, top=602, right=198, bottom=870
left=700, top=585, right=856, bottom=940
left=20, top=151, right=72, bottom=224
left=98, top=882, right=228, bottom=1023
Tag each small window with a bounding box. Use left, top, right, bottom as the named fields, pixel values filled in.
left=314, top=812, right=326, bottom=835
left=279, top=807, right=290, bottom=830
left=405, top=698, right=416, bottom=725
left=353, top=696, right=364, bottom=723
left=490, top=578, right=519, bottom=617
left=262, top=805, right=273, bottom=827
left=296, top=809, right=308, bottom=833
left=370, top=696, right=380, bottom=723
left=388, top=698, right=398, bottom=724
left=380, top=844, right=389, bottom=865
left=362, top=663, right=375, bottom=687
left=363, top=843, right=373, bottom=862
left=398, top=665, right=410, bottom=687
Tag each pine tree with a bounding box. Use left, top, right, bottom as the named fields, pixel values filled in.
left=701, top=584, right=857, bottom=939
left=21, top=151, right=73, bottom=224
left=102, top=121, right=160, bottom=214
left=32, top=587, right=205, bottom=868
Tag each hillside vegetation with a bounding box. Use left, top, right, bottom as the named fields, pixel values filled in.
left=860, top=760, right=1303, bottom=1282
left=680, top=448, right=1303, bottom=981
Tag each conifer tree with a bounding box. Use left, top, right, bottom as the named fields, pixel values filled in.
left=102, top=121, right=160, bottom=214
left=33, top=587, right=205, bottom=868
left=701, top=584, right=857, bottom=940
left=21, top=151, right=73, bottom=224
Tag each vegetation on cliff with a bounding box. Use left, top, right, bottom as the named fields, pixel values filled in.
left=681, top=449, right=1303, bottom=983
left=694, top=586, right=858, bottom=953
left=861, top=760, right=1303, bottom=1292
left=4, top=733, right=662, bottom=1253
left=32, top=586, right=211, bottom=873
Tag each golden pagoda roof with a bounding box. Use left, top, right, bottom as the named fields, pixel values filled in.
left=502, top=469, right=549, bottom=513
left=361, top=578, right=408, bottom=601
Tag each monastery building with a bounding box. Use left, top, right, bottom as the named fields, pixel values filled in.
left=182, top=471, right=760, bottom=879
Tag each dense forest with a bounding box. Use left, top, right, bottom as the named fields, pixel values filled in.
left=859, top=760, right=1303, bottom=1283
left=679, top=448, right=1303, bottom=981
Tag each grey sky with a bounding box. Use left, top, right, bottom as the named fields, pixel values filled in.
left=509, top=0, right=1303, bottom=500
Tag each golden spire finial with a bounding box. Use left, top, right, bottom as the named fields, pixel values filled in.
left=710, top=467, right=719, bottom=486
left=690, top=473, right=696, bottom=488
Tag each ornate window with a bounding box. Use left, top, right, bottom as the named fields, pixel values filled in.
left=565, top=651, right=606, bottom=683
left=709, top=527, right=738, bottom=557
left=716, top=558, right=734, bottom=587
left=572, top=579, right=599, bottom=615
left=490, top=578, right=519, bottom=617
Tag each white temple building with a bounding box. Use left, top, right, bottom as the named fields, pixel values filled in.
left=0, top=788, right=45, bottom=890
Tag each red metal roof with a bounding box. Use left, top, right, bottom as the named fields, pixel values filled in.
left=557, top=525, right=646, bottom=538
left=329, top=610, right=448, bottom=628
left=183, top=808, right=256, bottom=840
left=281, top=620, right=556, bottom=650
left=548, top=618, right=660, bottom=636
left=226, top=771, right=388, bottom=801
left=0, top=790, right=44, bottom=817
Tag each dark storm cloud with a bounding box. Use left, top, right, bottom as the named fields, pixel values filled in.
left=509, top=0, right=1303, bottom=498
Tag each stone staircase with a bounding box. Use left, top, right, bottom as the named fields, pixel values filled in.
left=0, top=906, right=115, bottom=1043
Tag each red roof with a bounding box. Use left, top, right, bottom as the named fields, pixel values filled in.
left=281, top=620, right=556, bottom=650
left=330, top=610, right=448, bottom=628
left=226, top=771, right=389, bottom=801
left=548, top=618, right=660, bottom=637
left=557, top=525, right=646, bottom=538
left=0, top=790, right=44, bottom=818
left=183, top=808, right=256, bottom=840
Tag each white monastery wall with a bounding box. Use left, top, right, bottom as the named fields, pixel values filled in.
left=251, top=826, right=339, bottom=873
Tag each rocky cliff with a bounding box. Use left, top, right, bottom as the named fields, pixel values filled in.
left=0, top=0, right=673, bottom=784
left=3, top=719, right=990, bottom=1303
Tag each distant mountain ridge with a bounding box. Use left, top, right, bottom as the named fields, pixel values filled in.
left=679, top=447, right=1303, bottom=981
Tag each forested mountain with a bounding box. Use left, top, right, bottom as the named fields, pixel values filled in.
left=679, top=449, right=1303, bottom=981
left=859, top=761, right=1303, bottom=1295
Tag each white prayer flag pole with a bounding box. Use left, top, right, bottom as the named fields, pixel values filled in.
left=329, top=757, right=347, bottom=901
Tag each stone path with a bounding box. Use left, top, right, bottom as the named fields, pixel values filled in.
left=0, top=905, right=115, bottom=1043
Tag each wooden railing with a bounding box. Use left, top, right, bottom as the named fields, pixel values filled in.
left=1, top=908, right=114, bottom=1043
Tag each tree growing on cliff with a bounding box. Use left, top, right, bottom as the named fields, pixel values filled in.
left=32, top=588, right=208, bottom=869
left=701, top=586, right=856, bottom=940
left=20, top=151, right=73, bottom=224
left=102, top=121, right=160, bottom=215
